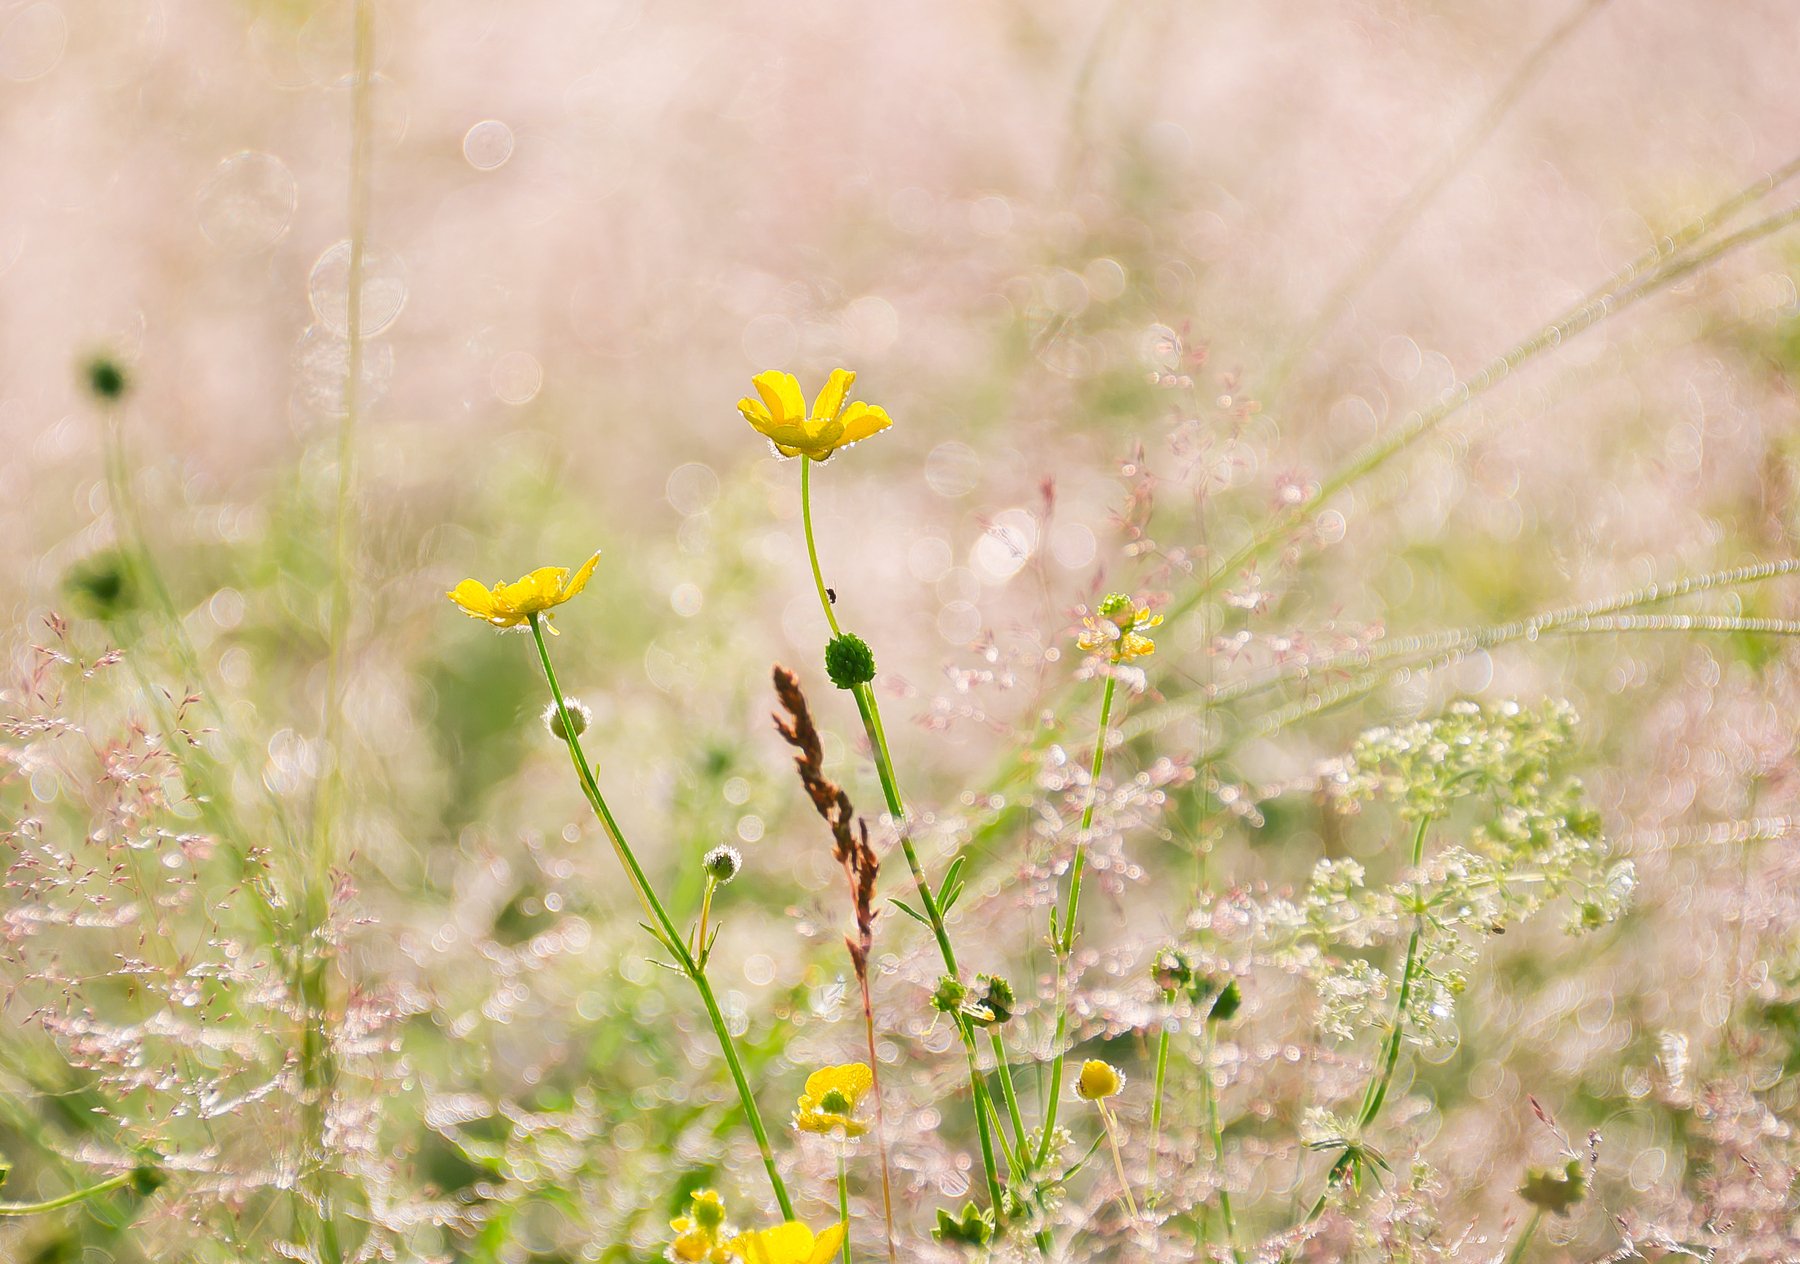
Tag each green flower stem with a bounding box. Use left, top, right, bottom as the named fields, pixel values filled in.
left=1035, top=670, right=1118, bottom=1167
left=838, top=1152, right=852, bottom=1264
left=529, top=615, right=795, bottom=1220
left=1097, top=1101, right=1139, bottom=1222
left=694, top=874, right=719, bottom=965
left=1200, top=1019, right=1242, bottom=1262
left=1355, top=814, right=1433, bottom=1133
left=801, top=457, right=842, bottom=637
left=1146, top=991, right=1174, bottom=1208
left=1304, top=813, right=1433, bottom=1223
left=798, top=459, right=1012, bottom=1217
left=0, top=1171, right=136, bottom=1216
left=1504, top=1208, right=1543, bottom=1264
left=987, top=1028, right=1031, bottom=1159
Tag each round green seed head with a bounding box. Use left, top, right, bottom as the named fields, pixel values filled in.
left=84, top=355, right=129, bottom=401
left=824, top=632, right=877, bottom=689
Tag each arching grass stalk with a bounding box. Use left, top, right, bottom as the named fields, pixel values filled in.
left=1129, top=558, right=1800, bottom=743
left=0, top=1169, right=153, bottom=1217
left=800, top=454, right=1011, bottom=1218
left=1268, top=0, right=1615, bottom=395
left=528, top=614, right=795, bottom=1220
left=1166, top=177, right=1800, bottom=629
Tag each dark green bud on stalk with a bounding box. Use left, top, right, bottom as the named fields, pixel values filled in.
left=1153, top=947, right=1194, bottom=995
left=1519, top=1157, right=1586, bottom=1215
left=64, top=550, right=138, bottom=619
left=542, top=698, right=592, bottom=741
left=83, top=354, right=129, bottom=401
left=824, top=632, right=876, bottom=690
left=930, top=975, right=968, bottom=1014
left=1200, top=976, right=1242, bottom=1022
left=130, top=1162, right=166, bottom=1197
left=974, top=974, right=1015, bottom=1025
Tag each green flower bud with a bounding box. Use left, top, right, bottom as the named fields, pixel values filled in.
left=83, top=354, right=129, bottom=402
left=542, top=698, right=592, bottom=741
left=1152, top=947, right=1194, bottom=995
left=1519, top=1157, right=1586, bottom=1216
left=977, top=974, right=1015, bottom=1025
left=130, top=1161, right=165, bottom=1197
left=64, top=550, right=138, bottom=619
left=1201, top=977, right=1242, bottom=1023
left=690, top=1188, right=727, bottom=1231
left=702, top=845, right=742, bottom=884
left=930, top=975, right=968, bottom=1014
left=824, top=632, right=877, bottom=690
left=1097, top=592, right=1133, bottom=619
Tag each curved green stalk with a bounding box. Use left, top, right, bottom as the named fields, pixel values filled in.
left=0, top=1171, right=138, bottom=1216
left=529, top=615, right=795, bottom=1220
left=1167, top=187, right=1800, bottom=629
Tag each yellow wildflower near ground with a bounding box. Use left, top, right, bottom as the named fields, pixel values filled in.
left=1076, top=1059, right=1124, bottom=1101
left=728, top=1220, right=848, bottom=1264
left=1076, top=594, right=1163, bottom=661
left=446, top=552, right=601, bottom=631
left=667, top=1188, right=734, bottom=1263
left=792, top=1062, right=873, bottom=1137
left=738, top=369, right=892, bottom=461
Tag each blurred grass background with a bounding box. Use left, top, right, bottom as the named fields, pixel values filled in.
left=6, top=0, right=1800, bottom=1260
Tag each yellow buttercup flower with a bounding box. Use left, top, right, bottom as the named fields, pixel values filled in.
left=667, top=1188, right=734, bottom=1263
left=447, top=552, right=601, bottom=632
left=1076, top=594, right=1163, bottom=662
left=727, top=1220, right=848, bottom=1264
left=738, top=369, right=892, bottom=461
left=792, top=1062, right=873, bottom=1138
left=1076, top=1059, right=1124, bottom=1101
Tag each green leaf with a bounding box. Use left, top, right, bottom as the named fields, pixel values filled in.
left=936, top=856, right=967, bottom=907
left=891, top=898, right=930, bottom=926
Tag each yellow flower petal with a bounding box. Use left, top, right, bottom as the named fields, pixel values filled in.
left=808, top=1224, right=847, bottom=1264
left=752, top=370, right=806, bottom=424
left=802, top=1063, right=873, bottom=1106
left=732, top=1221, right=815, bottom=1264
left=810, top=368, right=856, bottom=424
left=738, top=395, right=775, bottom=428
left=738, top=371, right=892, bottom=461
left=836, top=402, right=892, bottom=448
left=446, top=555, right=601, bottom=630
left=561, top=551, right=601, bottom=600
left=448, top=579, right=499, bottom=621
